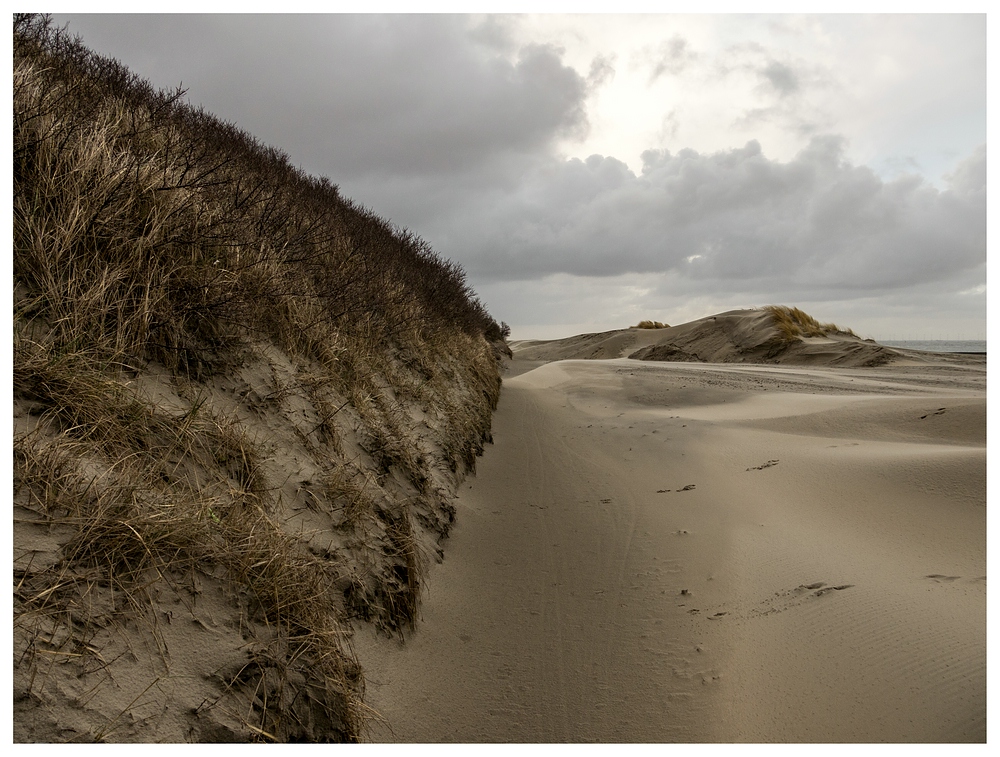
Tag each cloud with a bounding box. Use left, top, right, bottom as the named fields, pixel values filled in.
left=53, top=14, right=984, bottom=339
left=944, top=144, right=986, bottom=196
left=56, top=14, right=591, bottom=179
left=759, top=60, right=799, bottom=97
left=705, top=42, right=838, bottom=140
left=587, top=54, right=616, bottom=89
left=657, top=109, right=681, bottom=143
left=403, top=138, right=985, bottom=305
left=643, top=35, right=698, bottom=83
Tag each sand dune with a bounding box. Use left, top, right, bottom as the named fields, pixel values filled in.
left=512, top=308, right=975, bottom=369
left=353, top=337, right=985, bottom=742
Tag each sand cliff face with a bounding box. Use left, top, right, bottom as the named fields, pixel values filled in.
left=14, top=337, right=501, bottom=743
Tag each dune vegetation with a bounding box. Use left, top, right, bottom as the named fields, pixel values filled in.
left=13, top=15, right=507, bottom=742
left=763, top=305, right=857, bottom=342
left=633, top=320, right=670, bottom=329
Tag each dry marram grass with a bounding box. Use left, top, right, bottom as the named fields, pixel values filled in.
left=633, top=320, right=669, bottom=329
left=763, top=305, right=858, bottom=342
left=13, top=14, right=505, bottom=743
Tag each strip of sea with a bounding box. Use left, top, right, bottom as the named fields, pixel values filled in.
left=881, top=340, right=986, bottom=354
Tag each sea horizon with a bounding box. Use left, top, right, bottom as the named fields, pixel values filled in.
left=880, top=339, right=986, bottom=353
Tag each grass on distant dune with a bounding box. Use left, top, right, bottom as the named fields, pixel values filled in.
left=633, top=320, right=670, bottom=329
left=764, top=305, right=857, bottom=342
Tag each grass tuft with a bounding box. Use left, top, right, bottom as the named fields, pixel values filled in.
left=633, top=320, right=669, bottom=329
left=763, top=305, right=858, bottom=342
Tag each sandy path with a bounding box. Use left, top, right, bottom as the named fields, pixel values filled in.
left=352, top=358, right=986, bottom=742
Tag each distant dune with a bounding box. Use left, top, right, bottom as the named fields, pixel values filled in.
left=513, top=308, right=978, bottom=368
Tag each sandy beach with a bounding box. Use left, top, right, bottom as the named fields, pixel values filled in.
left=353, top=345, right=986, bottom=742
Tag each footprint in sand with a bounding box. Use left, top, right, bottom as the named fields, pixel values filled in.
left=746, top=460, right=779, bottom=471
left=747, top=582, right=855, bottom=618
left=791, top=581, right=854, bottom=597
left=812, top=584, right=854, bottom=597
left=925, top=574, right=961, bottom=582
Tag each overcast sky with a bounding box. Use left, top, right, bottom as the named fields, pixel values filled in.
left=53, top=12, right=987, bottom=340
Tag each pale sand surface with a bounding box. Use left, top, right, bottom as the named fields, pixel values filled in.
left=352, top=355, right=985, bottom=742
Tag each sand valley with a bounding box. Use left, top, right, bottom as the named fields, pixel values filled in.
left=354, top=315, right=986, bottom=742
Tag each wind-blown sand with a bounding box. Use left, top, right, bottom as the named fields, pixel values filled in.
left=352, top=318, right=986, bottom=743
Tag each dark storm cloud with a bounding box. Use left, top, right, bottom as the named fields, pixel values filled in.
left=410, top=138, right=985, bottom=299
left=56, top=14, right=590, bottom=178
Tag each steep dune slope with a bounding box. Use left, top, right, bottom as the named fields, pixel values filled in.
left=13, top=16, right=504, bottom=743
